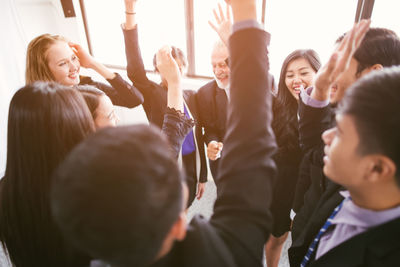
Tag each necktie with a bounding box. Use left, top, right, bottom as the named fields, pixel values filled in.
left=300, top=200, right=345, bottom=267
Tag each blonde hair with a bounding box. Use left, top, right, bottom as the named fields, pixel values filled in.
left=25, top=34, right=69, bottom=84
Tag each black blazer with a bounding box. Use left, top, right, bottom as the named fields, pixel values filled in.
left=79, top=73, right=143, bottom=108
left=196, top=80, right=228, bottom=145
left=122, top=27, right=207, bottom=182
left=289, top=182, right=343, bottom=266
left=291, top=99, right=338, bottom=241
left=148, top=28, right=276, bottom=267
left=310, top=216, right=400, bottom=267
left=290, top=184, right=400, bottom=267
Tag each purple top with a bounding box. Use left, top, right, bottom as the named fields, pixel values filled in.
left=181, top=105, right=196, bottom=156
left=316, top=191, right=400, bottom=259
left=300, top=86, right=330, bottom=108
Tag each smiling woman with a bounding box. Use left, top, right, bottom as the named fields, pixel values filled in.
left=45, top=40, right=81, bottom=86
left=25, top=33, right=144, bottom=109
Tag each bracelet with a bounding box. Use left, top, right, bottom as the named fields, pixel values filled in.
left=125, top=11, right=136, bottom=15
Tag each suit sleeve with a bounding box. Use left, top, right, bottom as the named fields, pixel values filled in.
left=211, top=28, right=276, bottom=265
left=298, top=99, right=334, bottom=152
left=294, top=95, right=335, bottom=214
left=123, top=27, right=154, bottom=98
left=80, top=74, right=143, bottom=108
left=195, top=84, right=221, bottom=144
left=195, top=110, right=208, bottom=183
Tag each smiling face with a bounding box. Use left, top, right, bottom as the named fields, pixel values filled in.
left=46, top=41, right=80, bottom=86
left=285, top=58, right=317, bottom=100
left=211, top=43, right=230, bottom=89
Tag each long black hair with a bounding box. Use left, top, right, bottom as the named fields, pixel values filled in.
left=0, top=82, right=95, bottom=266
left=272, top=49, right=321, bottom=152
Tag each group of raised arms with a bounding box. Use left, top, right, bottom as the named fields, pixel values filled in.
left=1, top=0, right=400, bottom=267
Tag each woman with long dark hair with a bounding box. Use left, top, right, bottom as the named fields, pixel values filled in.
left=0, top=82, right=95, bottom=266
left=265, top=49, right=321, bottom=267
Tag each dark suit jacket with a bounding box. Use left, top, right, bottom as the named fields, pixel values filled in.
left=290, top=184, right=400, bottom=267
left=291, top=99, right=339, bottom=241
left=310, top=217, right=400, bottom=267
left=148, top=28, right=276, bottom=267
left=196, top=80, right=228, bottom=145
left=79, top=73, right=143, bottom=108
left=289, top=182, right=343, bottom=266
left=122, top=27, right=207, bottom=182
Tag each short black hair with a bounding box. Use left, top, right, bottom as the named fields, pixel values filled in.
left=51, top=125, right=184, bottom=267
left=338, top=67, right=400, bottom=184
left=336, top=28, right=400, bottom=75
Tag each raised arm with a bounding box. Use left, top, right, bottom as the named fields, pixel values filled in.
left=211, top=0, right=277, bottom=264
left=298, top=20, right=370, bottom=151
left=69, top=42, right=143, bottom=108
left=157, top=46, right=193, bottom=159
left=208, top=3, right=232, bottom=47
left=122, top=0, right=154, bottom=95
left=310, top=20, right=370, bottom=102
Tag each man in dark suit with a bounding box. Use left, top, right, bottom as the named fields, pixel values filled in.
left=50, top=1, right=276, bottom=266
left=291, top=27, right=400, bottom=243
left=289, top=22, right=400, bottom=266
left=196, top=41, right=230, bottom=178
left=291, top=66, right=400, bottom=266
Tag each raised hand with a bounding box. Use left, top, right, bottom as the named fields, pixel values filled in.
left=124, top=0, right=138, bottom=5
left=156, top=46, right=182, bottom=87
left=156, top=46, right=183, bottom=111
left=209, top=3, right=232, bottom=46
left=124, top=0, right=138, bottom=29
left=69, top=42, right=116, bottom=80
left=228, top=0, right=257, bottom=23
left=312, top=19, right=371, bottom=102
left=68, top=42, right=94, bottom=69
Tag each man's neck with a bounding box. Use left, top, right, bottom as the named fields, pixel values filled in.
left=349, top=183, right=400, bottom=211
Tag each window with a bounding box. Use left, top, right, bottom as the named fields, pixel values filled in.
left=370, top=0, right=400, bottom=35
left=83, top=0, right=186, bottom=71
left=193, top=0, right=264, bottom=77
left=82, top=0, right=389, bottom=80
left=265, top=0, right=357, bottom=79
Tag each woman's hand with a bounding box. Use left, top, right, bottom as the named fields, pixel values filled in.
left=157, top=46, right=183, bottom=111
left=69, top=42, right=116, bottom=80
left=124, top=0, right=138, bottom=29
left=156, top=46, right=182, bottom=87
left=69, top=42, right=95, bottom=69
